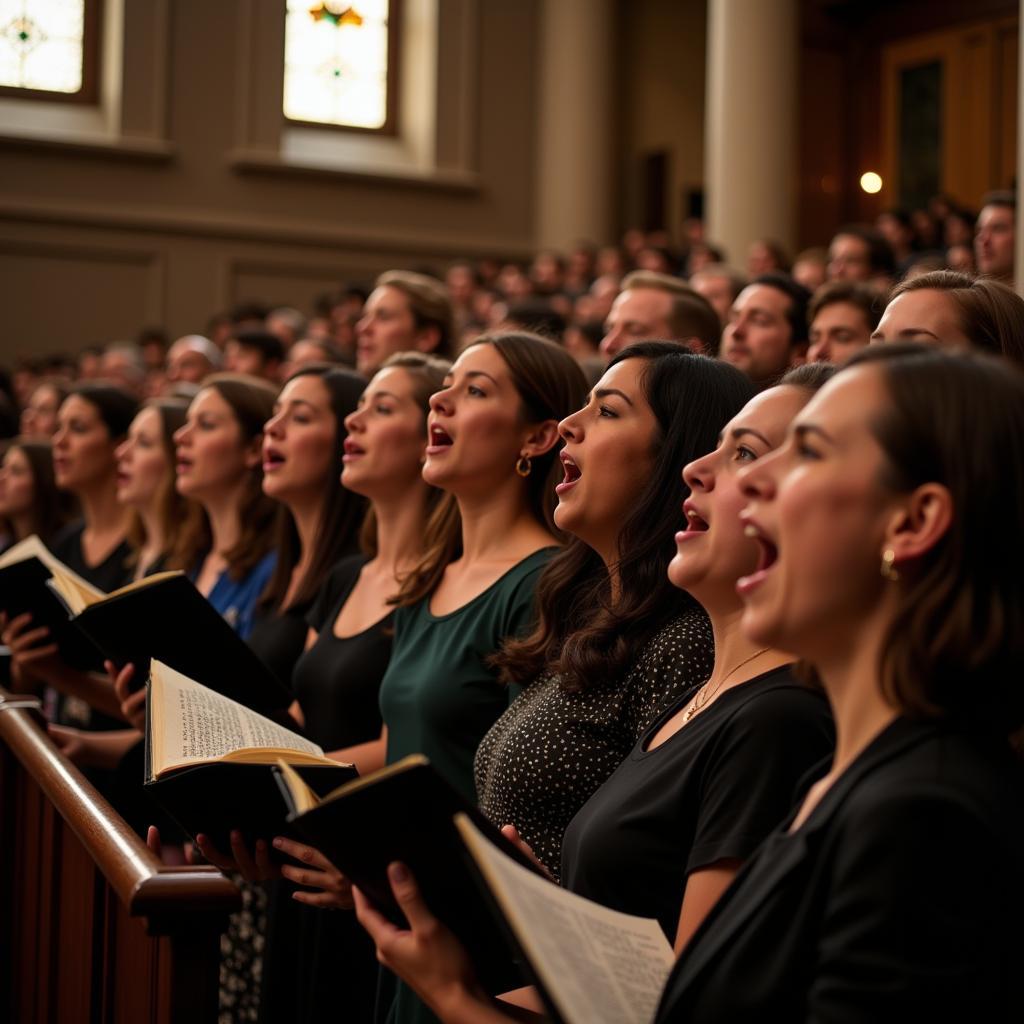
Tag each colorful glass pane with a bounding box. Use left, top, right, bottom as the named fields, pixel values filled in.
left=0, top=0, right=85, bottom=94
left=284, top=0, right=390, bottom=130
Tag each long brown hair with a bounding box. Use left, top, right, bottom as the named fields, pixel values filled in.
left=125, top=398, right=191, bottom=569
left=393, top=332, right=587, bottom=608
left=171, top=374, right=280, bottom=580
left=845, top=344, right=1024, bottom=735
left=494, top=345, right=754, bottom=691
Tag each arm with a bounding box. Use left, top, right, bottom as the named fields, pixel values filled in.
left=672, top=860, right=742, bottom=955
left=48, top=725, right=141, bottom=770
left=3, top=614, right=124, bottom=720
left=327, top=725, right=388, bottom=776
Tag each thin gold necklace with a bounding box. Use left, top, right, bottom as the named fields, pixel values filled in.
left=683, top=647, right=771, bottom=723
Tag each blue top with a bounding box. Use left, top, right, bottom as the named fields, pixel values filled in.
left=205, top=550, right=277, bottom=640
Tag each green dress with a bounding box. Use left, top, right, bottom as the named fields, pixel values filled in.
left=377, top=546, right=554, bottom=1024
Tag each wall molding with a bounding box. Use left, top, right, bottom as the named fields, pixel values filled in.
left=0, top=198, right=535, bottom=260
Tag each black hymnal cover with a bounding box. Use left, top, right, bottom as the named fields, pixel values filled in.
left=64, top=572, right=290, bottom=713
left=279, top=755, right=543, bottom=994
left=0, top=555, right=104, bottom=669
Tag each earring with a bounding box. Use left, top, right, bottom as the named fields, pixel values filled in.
left=880, top=548, right=900, bottom=582
left=515, top=454, right=532, bottom=478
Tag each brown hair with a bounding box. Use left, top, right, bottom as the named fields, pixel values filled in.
left=808, top=280, right=883, bottom=332
left=171, top=374, right=280, bottom=580
left=621, top=270, right=722, bottom=353
left=260, top=365, right=368, bottom=612
left=393, top=332, right=587, bottom=608
left=375, top=270, right=455, bottom=360
left=888, top=270, right=1024, bottom=365
left=844, top=344, right=1024, bottom=735
left=125, top=399, right=191, bottom=569
left=494, top=345, right=755, bottom=690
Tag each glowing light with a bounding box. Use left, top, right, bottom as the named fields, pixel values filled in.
left=860, top=172, right=883, bottom=195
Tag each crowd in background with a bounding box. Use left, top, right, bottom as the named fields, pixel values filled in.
left=0, top=187, right=1022, bottom=1024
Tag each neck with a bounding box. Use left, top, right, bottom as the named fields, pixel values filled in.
left=201, top=483, right=247, bottom=556
left=12, top=514, right=35, bottom=541
left=78, top=476, right=129, bottom=535
left=813, top=608, right=899, bottom=776
left=455, top=479, right=546, bottom=563
left=705, top=601, right=788, bottom=685
left=373, top=484, right=431, bottom=572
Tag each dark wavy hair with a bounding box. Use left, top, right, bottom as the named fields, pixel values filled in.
left=393, top=332, right=587, bottom=608
left=494, top=343, right=755, bottom=691
left=843, top=343, right=1024, bottom=736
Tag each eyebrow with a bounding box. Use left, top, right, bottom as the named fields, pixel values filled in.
left=594, top=387, right=634, bottom=406
left=367, top=390, right=400, bottom=401
left=464, top=370, right=500, bottom=386
left=731, top=426, right=772, bottom=446
left=794, top=423, right=836, bottom=444
left=871, top=328, right=940, bottom=342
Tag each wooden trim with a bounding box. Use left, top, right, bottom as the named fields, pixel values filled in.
left=0, top=196, right=533, bottom=260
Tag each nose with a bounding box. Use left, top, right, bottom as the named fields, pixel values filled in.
left=173, top=423, right=191, bottom=447
left=264, top=410, right=285, bottom=437
left=428, top=385, right=453, bottom=415
left=599, top=330, right=620, bottom=359
left=343, top=406, right=365, bottom=434
left=682, top=450, right=714, bottom=494
left=558, top=408, right=583, bottom=443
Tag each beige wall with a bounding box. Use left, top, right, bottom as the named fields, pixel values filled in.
left=0, top=0, right=542, bottom=364
left=617, top=0, right=707, bottom=238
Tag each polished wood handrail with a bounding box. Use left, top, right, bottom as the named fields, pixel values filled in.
left=0, top=689, right=241, bottom=1021
left=0, top=693, right=238, bottom=927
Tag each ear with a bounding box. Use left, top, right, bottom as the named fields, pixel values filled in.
left=520, top=419, right=562, bottom=460
left=882, top=482, right=953, bottom=566
left=683, top=336, right=707, bottom=355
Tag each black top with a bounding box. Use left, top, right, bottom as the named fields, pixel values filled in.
left=247, top=600, right=313, bottom=690
left=474, top=607, right=714, bottom=878
left=655, top=718, right=1024, bottom=1023
left=49, top=520, right=133, bottom=595
left=290, top=555, right=391, bottom=750
left=561, top=666, right=834, bottom=939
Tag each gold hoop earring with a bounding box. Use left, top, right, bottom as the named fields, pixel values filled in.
left=880, top=548, right=900, bottom=582
left=515, top=454, right=532, bottom=478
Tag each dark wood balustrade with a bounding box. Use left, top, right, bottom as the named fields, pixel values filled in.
left=0, top=691, right=240, bottom=1023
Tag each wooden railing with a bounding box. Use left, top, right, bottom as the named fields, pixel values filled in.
left=0, top=691, right=240, bottom=1023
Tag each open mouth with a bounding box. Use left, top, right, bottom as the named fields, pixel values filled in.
left=685, top=511, right=709, bottom=532
left=556, top=453, right=581, bottom=494
left=263, top=448, right=286, bottom=471
left=176, top=457, right=193, bottom=474
left=736, top=520, right=779, bottom=595
left=426, top=424, right=454, bottom=455
left=342, top=438, right=366, bottom=462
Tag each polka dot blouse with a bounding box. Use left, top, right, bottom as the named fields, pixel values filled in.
left=474, top=606, right=714, bottom=879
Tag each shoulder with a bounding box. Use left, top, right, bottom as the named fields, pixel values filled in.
left=635, top=607, right=714, bottom=670
left=323, top=553, right=370, bottom=594
left=49, top=519, right=85, bottom=555
left=728, top=670, right=830, bottom=727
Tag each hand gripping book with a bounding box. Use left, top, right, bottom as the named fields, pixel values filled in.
left=275, top=755, right=546, bottom=994
left=454, top=814, right=675, bottom=1024
left=0, top=535, right=106, bottom=668
left=143, top=660, right=355, bottom=851
left=46, top=560, right=291, bottom=713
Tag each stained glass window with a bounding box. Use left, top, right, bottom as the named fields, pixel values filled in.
left=0, top=0, right=95, bottom=98
left=284, top=1, right=393, bottom=131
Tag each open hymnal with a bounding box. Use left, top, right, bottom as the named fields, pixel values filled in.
left=143, top=660, right=355, bottom=847
left=455, top=814, right=676, bottom=1024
